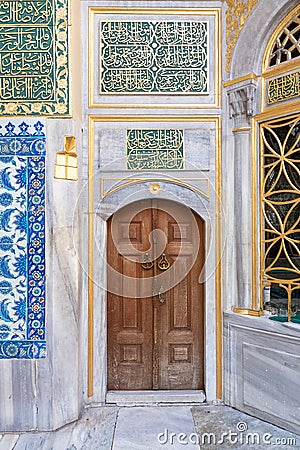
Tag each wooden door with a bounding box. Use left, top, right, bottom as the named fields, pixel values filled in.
left=107, top=200, right=204, bottom=390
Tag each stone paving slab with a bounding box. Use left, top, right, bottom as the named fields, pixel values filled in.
left=192, top=405, right=300, bottom=450
left=0, top=405, right=299, bottom=449
left=112, top=406, right=199, bottom=450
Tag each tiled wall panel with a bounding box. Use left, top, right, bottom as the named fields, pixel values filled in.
left=0, top=120, right=46, bottom=358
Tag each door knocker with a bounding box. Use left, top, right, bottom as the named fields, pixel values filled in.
left=141, top=252, right=154, bottom=270
left=157, top=253, right=170, bottom=270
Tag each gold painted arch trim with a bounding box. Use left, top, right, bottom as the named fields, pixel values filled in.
left=100, top=177, right=210, bottom=200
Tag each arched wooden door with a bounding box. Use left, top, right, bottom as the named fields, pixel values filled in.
left=107, top=199, right=205, bottom=390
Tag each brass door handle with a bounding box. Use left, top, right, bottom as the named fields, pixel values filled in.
left=141, top=252, right=154, bottom=269
left=157, top=253, right=170, bottom=270
left=158, top=286, right=165, bottom=304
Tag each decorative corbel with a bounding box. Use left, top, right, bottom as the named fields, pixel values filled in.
left=227, top=80, right=258, bottom=127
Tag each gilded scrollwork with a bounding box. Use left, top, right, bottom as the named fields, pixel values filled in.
left=0, top=0, right=69, bottom=115
left=225, top=0, right=259, bottom=73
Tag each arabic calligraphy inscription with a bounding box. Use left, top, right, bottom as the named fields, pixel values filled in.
left=268, top=72, right=300, bottom=104
left=127, top=129, right=184, bottom=170
left=0, top=0, right=69, bottom=115
left=100, top=21, right=208, bottom=94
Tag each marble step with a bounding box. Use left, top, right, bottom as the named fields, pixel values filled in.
left=106, top=390, right=206, bottom=406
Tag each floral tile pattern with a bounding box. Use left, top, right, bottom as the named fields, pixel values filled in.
left=0, top=120, right=46, bottom=358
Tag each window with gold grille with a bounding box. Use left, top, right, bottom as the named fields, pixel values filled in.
left=267, top=11, right=300, bottom=68
left=261, top=115, right=300, bottom=322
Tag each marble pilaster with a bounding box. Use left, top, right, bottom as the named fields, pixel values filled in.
left=227, top=79, right=258, bottom=311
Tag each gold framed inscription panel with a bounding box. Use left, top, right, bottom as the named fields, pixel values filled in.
left=0, top=0, right=70, bottom=116
left=88, top=8, right=221, bottom=109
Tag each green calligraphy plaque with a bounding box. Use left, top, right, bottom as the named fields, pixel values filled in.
left=267, top=72, right=300, bottom=104
left=0, top=0, right=69, bottom=115
left=100, top=21, right=208, bottom=94
left=127, top=129, right=184, bottom=170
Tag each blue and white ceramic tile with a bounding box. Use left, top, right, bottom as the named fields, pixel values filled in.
left=0, top=119, right=46, bottom=359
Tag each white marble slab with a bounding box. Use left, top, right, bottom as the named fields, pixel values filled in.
left=106, top=390, right=206, bottom=405
left=112, top=406, right=199, bottom=450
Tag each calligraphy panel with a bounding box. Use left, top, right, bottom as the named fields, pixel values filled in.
left=0, top=119, right=46, bottom=358
left=0, top=0, right=69, bottom=115
left=267, top=71, right=300, bottom=104
left=100, top=21, right=208, bottom=94
left=127, top=129, right=184, bottom=170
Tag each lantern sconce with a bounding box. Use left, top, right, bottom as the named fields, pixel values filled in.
left=54, top=136, right=78, bottom=181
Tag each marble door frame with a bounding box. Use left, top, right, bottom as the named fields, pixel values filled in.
left=85, top=115, right=222, bottom=404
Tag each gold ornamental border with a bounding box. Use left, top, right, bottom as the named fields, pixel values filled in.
left=88, top=115, right=222, bottom=399
left=88, top=8, right=221, bottom=109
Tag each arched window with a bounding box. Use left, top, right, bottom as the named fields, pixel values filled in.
left=266, top=11, right=300, bottom=68
left=260, top=7, right=300, bottom=324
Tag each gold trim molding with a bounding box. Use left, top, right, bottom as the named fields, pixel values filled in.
left=100, top=177, right=210, bottom=200
left=88, top=115, right=222, bottom=400
left=232, top=126, right=251, bottom=133
left=255, top=99, right=300, bottom=121
left=225, top=0, right=259, bottom=73
left=224, top=73, right=258, bottom=88
left=233, top=307, right=264, bottom=317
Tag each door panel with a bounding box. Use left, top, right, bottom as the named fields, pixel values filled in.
left=107, top=200, right=204, bottom=390
left=107, top=205, right=153, bottom=390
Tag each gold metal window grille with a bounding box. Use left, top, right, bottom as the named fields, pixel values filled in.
left=267, top=11, right=300, bottom=68
left=261, top=114, right=300, bottom=321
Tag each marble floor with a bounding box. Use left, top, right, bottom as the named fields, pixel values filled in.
left=0, top=405, right=299, bottom=450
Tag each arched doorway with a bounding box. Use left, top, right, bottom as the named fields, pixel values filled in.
left=106, top=199, right=205, bottom=391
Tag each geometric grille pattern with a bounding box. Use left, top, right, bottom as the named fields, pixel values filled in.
left=267, top=12, right=300, bottom=68
left=261, top=115, right=300, bottom=283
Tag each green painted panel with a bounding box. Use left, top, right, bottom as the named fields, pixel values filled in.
left=127, top=129, right=184, bottom=170
left=100, top=21, right=208, bottom=94
left=268, top=71, right=300, bottom=104
left=0, top=0, right=69, bottom=115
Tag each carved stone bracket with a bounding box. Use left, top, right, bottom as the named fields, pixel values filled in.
left=228, top=81, right=258, bottom=126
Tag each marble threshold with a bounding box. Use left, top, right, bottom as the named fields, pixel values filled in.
left=106, top=390, right=206, bottom=406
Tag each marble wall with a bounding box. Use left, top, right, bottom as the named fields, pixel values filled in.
left=224, top=312, right=300, bottom=435
left=83, top=0, right=223, bottom=406
left=0, top=117, right=82, bottom=431
left=222, top=0, right=300, bottom=435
